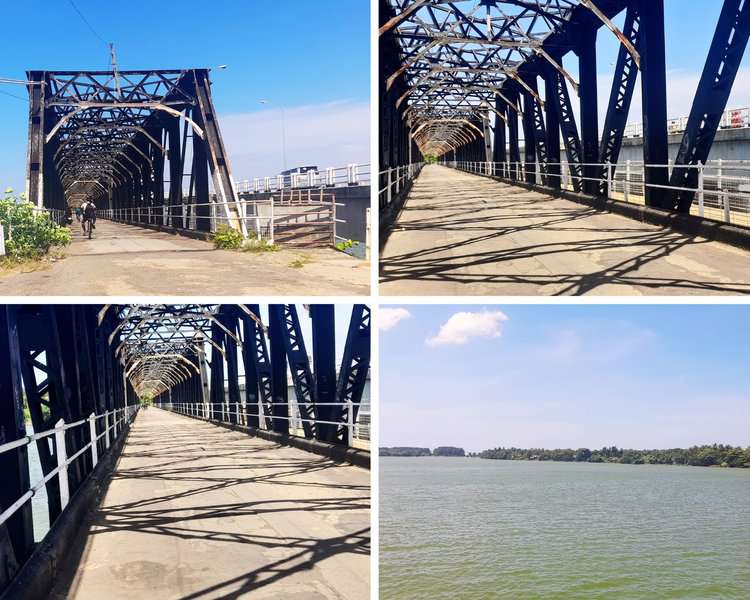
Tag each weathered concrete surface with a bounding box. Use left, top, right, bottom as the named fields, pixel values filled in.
left=0, top=220, right=368, bottom=296
left=380, top=165, right=750, bottom=296
left=51, top=409, right=370, bottom=600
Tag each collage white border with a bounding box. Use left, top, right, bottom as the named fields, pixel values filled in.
left=2, top=2, right=750, bottom=600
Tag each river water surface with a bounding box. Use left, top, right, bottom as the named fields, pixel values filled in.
left=380, top=457, right=750, bottom=599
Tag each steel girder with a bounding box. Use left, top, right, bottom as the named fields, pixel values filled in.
left=668, top=0, right=750, bottom=212
left=26, top=69, right=243, bottom=232
left=597, top=4, right=641, bottom=195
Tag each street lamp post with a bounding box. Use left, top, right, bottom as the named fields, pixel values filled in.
left=259, top=99, right=288, bottom=172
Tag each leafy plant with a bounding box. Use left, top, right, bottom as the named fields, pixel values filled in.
left=211, top=224, right=244, bottom=249
left=0, top=189, right=71, bottom=260
left=335, top=239, right=359, bottom=251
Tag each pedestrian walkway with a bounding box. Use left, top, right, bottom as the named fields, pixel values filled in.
left=380, top=165, right=750, bottom=296
left=50, top=408, right=370, bottom=600
left=0, top=220, right=368, bottom=296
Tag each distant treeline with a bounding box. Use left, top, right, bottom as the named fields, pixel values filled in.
left=380, top=446, right=466, bottom=457
left=475, top=445, right=750, bottom=468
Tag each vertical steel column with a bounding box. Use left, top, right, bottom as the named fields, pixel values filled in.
left=310, top=305, right=337, bottom=442
left=507, top=88, right=521, bottom=181
left=521, top=90, right=538, bottom=184
left=493, top=98, right=507, bottom=175
left=544, top=64, right=561, bottom=190
left=639, top=0, right=670, bottom=208
left=578, top=28, right=599, bottom=195
left=268, top=305, right=289, bottom=434
left=222, top=309, right=241, bottom=424
left=191, top=105, right=211, bottom=233
left=26, top=71, right=46, bottom=208
left=0, top=307, right=34, bottom=571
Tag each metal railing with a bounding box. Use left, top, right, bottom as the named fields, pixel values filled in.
left=623, top=106, right=750, bottom=138
left=0, top=405, right=139, bottom=533
left=447, top=159, right=750, bottom=229
left=99, top=194, right=345, bottom=246
left=160, top=400, right=371, bottom=450
left=379, top=163, right=425, bottom=212
left=236, top=163, right=371, bottom=194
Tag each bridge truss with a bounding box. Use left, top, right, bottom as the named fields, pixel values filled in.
left=26, top=68, right=243, bottom=233
left=380, top=0, right=750, bottom=213
left=0, top=303, right=370, bottom=592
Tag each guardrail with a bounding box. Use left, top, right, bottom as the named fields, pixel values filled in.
left=160, top=400, right=370, bottom=450
left=100, top=194, right=345, bottom=246
left=447, top=159, right=750, bottom=229
left=0, top=405, right=139, bottom=536
left=379, top=163, right=424, bottom=212
left=236, top=163, right=371, bottom=194
left=623, top=107, right=750, bottom=138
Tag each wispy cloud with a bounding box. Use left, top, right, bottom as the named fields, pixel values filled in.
left=379, top=307, right=412, bottom=331
left=426, top=310, right=509, bottom=347
left=219, top=100, right=369, bottom=180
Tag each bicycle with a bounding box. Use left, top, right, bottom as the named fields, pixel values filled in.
left=83, top=218, right=93, bottom=239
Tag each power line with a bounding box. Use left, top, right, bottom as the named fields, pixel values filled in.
left=0, top=88, right=26, bottom=101
left=66, top=0, right=108, bottom=46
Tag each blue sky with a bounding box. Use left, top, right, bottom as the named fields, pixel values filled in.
left=0, top=0, right=370, bottom=192
left=380, top=304, right=750, bottom=452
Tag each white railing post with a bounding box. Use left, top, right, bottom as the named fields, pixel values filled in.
left=54, top=419, right=70, bottom=510
left=88, top=413, right=98, bottom=468
left=269, top=195, right=275, bottom=245
left=717, top=158, right=723, bottom=192
left=104, top=411, right=111, bottom=449
left=698, top=162, right=705, bottom=218
left=387, top=169, right=393, bottom=206
left=347, top=399, right=354, bottom=447
left=625, top=160, right=631, bottom=203
left=724, top=192, right=731, bottom=223
left=606, top=162, right=613, bottom=198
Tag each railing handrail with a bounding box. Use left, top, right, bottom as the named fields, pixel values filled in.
left=160, top=399, right=370, bottom=448
left=0, top=405, right=139, bottom=530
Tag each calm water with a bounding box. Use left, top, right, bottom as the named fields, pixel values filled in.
left=380, top=458, right=750, bottom=599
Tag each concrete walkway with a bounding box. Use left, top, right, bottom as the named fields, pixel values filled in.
left=0, top=220, right=368, bottom=296
left=380, top=165, right=750, bottom=296
left=51, top=408, right=370, bottom=600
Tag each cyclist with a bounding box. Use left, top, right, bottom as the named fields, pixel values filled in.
left=74, top=206, right=82, bottom=223
left=82, top=200, right=97, bottom=237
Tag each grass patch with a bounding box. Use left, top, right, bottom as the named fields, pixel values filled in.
left=0, top=247, right=65, bottom=274
left=241, top=237, right=279, bottom=253
left=288, top=254, right=312, bottom=269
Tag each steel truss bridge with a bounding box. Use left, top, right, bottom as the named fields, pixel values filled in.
left=26, top=68, right=245, bottom=234
left=0, top=303, right=370, bottom=598
left=379, top=0, right=750, bottom=223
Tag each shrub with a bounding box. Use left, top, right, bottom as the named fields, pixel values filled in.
left=335, top=239, right=359, bottom=251
left=212, top=224, right=244, bottom=249
left=0, top=189, right=71, bottom=260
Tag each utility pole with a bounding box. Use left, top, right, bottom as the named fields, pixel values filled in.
left=109, top=42, right=122, bottom=99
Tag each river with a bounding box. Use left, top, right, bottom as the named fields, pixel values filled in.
left=380, top=457, right=750, bottom=599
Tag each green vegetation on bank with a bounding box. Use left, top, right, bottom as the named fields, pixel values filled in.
left=380, top=446, right=466, bottom=457
left=1, top=189, right=70, bottom=261
left=475, top=445, right=750, bottom=468
left=380, top=447, right=432, bottom=457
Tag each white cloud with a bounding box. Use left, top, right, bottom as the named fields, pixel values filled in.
left=426, top=310, right=508, bottom=347
left=379, top=308, right=412, bottom=331
left=219, top=100, right=370, bottom=180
